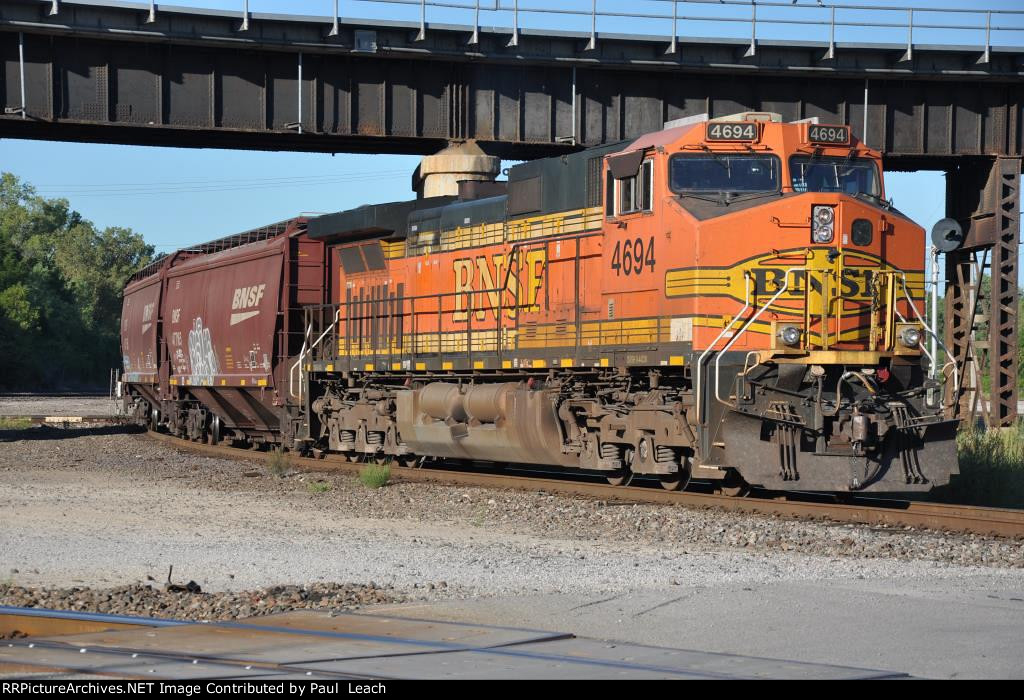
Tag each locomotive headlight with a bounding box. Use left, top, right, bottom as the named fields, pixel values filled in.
left=812, top=205, right=835, bottom=243
left=851, top=218, right=873, bottom=246
left=777, top=324, right=802, bottom=347
left=899, top=326, right=922, bottom=348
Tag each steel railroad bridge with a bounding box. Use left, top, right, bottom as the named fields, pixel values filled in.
left=0, top=0, right=1020, bottom=426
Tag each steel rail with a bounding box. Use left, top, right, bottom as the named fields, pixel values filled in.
left=142, top=429, right=1024, bottom=539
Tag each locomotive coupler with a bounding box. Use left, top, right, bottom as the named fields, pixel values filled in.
left=850, top=410, right=871, bottom=457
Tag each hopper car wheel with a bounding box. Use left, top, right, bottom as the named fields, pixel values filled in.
left=206, top=415, right=221, bottom=445
left=715, top=475, right=751, bottom=498
left=659, top=476, right=683, bottom=491
left=606, top=448, right=635, bottom=487
left=659, top=454, right=692, bottom=492
left=659, top=469, right=691, bottom=492
left=149, top=407, right=160, bottom=432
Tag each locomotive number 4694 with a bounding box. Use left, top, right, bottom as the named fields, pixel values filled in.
left=808, top=124, right=850, bottom=145
left=611, top=237, right=656, bottom=276
left=706, top=122, right=757, bottom=141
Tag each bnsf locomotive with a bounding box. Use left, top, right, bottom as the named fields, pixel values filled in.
left=121, top=113, right=959, bottom=494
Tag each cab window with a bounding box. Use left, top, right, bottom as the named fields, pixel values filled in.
left=790, top=156, right=880, bottom=197
left=669, top=154, right=780, bottom=193
left=616, top=160, right=654, bottom=215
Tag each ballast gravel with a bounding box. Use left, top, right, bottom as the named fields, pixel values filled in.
left=0, top=582, right=418, bottom=623
left=0, top=425, right=1022, bottom=621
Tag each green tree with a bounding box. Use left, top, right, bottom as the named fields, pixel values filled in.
left=0, top=173, right=154, bottom=390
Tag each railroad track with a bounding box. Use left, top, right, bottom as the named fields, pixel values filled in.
left=140, top=430, right=1024, bottom=539
left=5, top=416, right=1020, bottom=538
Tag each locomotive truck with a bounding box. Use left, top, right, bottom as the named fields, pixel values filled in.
left=121, top=112, right=959, bottom=494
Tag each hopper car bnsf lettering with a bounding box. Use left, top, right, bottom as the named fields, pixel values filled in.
left=120, top=113, right=960, bottom=494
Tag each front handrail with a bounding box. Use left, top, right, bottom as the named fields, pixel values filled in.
left=695, top=272, right=751, bottom=428
left=713, top=267, right=800, bottom=408
left=895, top=272, right=960, bottom=410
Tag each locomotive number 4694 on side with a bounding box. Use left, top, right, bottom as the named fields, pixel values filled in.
left=610, top=237, right=656, bottom=277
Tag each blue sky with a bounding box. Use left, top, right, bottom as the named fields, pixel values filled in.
left=7, top=143, right=424, bottom=252
left=1, top=139, right=948, bottom=260
left=0, top=0, right=1018, bottom=266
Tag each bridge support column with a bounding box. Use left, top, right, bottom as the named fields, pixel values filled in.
left=944, top=156, right=1021, bottom=427
left=412, top=141, right=500, bottom=198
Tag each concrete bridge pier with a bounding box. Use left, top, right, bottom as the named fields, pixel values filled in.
left=412, top=141, right=501, bottom=198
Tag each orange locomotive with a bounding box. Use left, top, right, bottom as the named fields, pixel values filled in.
left=299, top=112, right=958, bottom=494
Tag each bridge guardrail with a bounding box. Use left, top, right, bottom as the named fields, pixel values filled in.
left=57, top=0, right=1024, bottom=54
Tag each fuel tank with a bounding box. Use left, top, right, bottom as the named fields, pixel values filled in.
left=396, top=382, right=577, bottom=467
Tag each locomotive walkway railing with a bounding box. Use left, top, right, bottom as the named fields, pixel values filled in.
left=300, top=231, right=599, bottom=372
left=77, top=0, right=1024, bottom=54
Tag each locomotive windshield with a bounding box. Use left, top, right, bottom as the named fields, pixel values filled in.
left=669, top=154, right=780, bottom=194
left=790, top=155, right=880, bottom=197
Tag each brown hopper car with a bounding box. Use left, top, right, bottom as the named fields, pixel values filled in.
left=121, top=219, right=325, bottom=444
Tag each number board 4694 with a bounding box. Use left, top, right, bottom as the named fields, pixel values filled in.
left=705, top=122, right=758, bottom=142
left=807, top=124, right=850, bottom=145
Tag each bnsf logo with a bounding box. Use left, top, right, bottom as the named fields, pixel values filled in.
left=665, top=248, right=926, bottom=308
left=232, top=284, right=267, bottom=310
left=453, top=250, right=546, bottom=322
left=752, top=268, right=872, bottom=299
